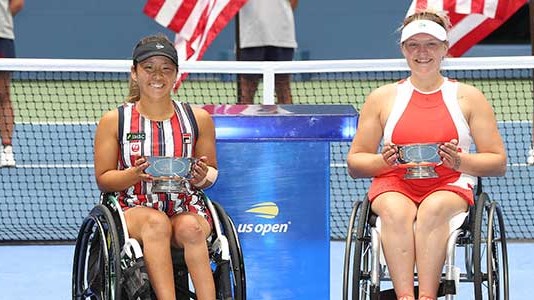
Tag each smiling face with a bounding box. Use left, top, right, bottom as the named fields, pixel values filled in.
left=401, top=33, right=448, bottom=76
left=131, top=55, right=178, bottom=100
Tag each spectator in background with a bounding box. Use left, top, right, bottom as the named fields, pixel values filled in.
left=238, top=0, right=298, bottom=104
left=0, top=0, right=24, bottom=167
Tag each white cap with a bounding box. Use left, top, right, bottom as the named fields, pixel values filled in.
left=400, top=20, right=447, bottom=43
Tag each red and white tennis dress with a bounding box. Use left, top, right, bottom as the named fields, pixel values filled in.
left=117, top=101, right=212, bottom=221
left=368, top=78, right=476, bottom=205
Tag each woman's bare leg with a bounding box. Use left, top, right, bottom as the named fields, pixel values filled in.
left=372, top=192, right=418, bottom=298
left=125, top=207, right=176, bottom=300
left=172, top=213, right=215, bottom=300
left=415, top=191, right=468, bottom=299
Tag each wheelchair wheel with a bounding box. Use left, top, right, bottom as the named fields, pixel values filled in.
left=72, top=204, right=123, bottom=300
left=211, top=201, right=247, bottom=300
left=473, top=193, right=509, bottom=300
left=343, top=197, right=378, bottom=300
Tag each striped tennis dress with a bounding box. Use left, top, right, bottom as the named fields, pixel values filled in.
left=116, top=101, right=211, bottom=219
left=368, top=78, right=476, bottom=205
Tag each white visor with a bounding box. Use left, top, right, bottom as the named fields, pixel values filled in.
left=400, top=20, right=447, bottom=43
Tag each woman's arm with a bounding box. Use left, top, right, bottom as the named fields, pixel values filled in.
left=190, top=107, right=218, bottom=188
left=94, top=109, right=150, bottom=192
left=347, top=85, right=396, bottom=178
left=192, top=107, right=217, bottom=168
left=447, top=83, right=507, bottom=177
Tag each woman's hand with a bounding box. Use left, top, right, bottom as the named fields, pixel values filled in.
left=129, top=156, right=152, bottom=182
left=381, top=143, right=399, bottom=167
left=189, top=156, right=209, bottom=186
left=439, top=139, right=462, bottom=170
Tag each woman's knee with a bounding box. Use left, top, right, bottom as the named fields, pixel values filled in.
left=373, top=195, right=417, bottom=227
left=417, top=193, right=467, bottom=228
left=141, top=211, right=173, bottom=240
left=172, top=214, right=209, bottom=245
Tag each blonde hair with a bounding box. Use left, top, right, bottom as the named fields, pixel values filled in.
left=402, top=10, right=451, bottom=33
left=126, top=34, right=176, bottom=103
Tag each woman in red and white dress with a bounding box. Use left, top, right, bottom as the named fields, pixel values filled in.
left=94, top=34, right=218, bottom=300
left=346, top=11, right=506, bottom=300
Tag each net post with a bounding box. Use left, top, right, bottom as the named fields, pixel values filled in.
left=262, top=69, right=275, bottom=104
left=235, top=12, right=242, bottom=103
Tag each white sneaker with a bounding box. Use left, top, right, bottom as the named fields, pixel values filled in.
left=528, top=148, right=534, bottom=166
left=0, top=145, right=16, bottom=167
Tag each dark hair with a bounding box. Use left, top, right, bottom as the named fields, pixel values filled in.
left=126, top=76, right=141, bottom=103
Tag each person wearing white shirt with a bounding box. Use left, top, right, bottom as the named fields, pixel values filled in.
left=238, top=0, right=298, bottom=104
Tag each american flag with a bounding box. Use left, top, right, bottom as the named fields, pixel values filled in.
left=407, top=0, right=526, bottom=57
left=144, top=0, right=247, bottom=86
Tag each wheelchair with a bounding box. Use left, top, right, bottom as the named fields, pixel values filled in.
left=72, top=192, right=246, bottom=300
left=342, top=178, right=509, bottom=300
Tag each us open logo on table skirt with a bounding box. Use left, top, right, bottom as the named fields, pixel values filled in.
left=237, top=202, right=292, bottom=236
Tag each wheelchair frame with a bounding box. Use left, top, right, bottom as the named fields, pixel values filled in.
left=72, top=192, right=246, bottom=300
left=342, top=179, right=509, bottom=300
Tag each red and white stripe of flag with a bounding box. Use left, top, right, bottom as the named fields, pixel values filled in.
left=407, top=0, right=526, bottom=57
left=144, top=0, right=247, bottom=86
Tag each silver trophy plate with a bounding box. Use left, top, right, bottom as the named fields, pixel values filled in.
left=396, top=143, right=441, bottom=179
left=145, top=157, right=195, bottom=193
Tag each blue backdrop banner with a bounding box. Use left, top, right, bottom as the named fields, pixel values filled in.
left=204, top=105, right=358, bottom=299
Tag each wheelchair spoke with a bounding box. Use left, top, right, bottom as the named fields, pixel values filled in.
left=343, top=197, right=381, bottom=300
left=210, top=200, right=246, bottom=300
left=73, top=204, right=122, bottom=300
left=473, top=195, right=508, bottom=300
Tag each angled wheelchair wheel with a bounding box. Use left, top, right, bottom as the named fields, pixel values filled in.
left=72, top=204, right=123, bottom=300
left=211, top=201, right=247, bottom=300
left=343, top=197, right=379, bottom=300
left=473, top=193, right=509, bottom=300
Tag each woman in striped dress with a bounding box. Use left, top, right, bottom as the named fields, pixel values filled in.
left=94, top=34, right=218, bottom=300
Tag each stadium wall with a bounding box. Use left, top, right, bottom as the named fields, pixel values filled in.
left=13, top=0, right=529, bottom=61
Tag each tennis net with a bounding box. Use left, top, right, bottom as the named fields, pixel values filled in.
left=0, top=57, right=532, bottom=242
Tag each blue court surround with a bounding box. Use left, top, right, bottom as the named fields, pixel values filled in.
left=0, top=242, right=533, bottom=299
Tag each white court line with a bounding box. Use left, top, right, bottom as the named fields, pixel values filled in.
left=14, top=162, right=532, bottom=169
left=16, top=164, right=93, bottom=168
left=16, top=120, right=532, bottom=125
left=12, top=121, right=532, bottom=169
left=331, top=162, right=532, bottom=168
left=18, top=121, right=97, bottom=125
